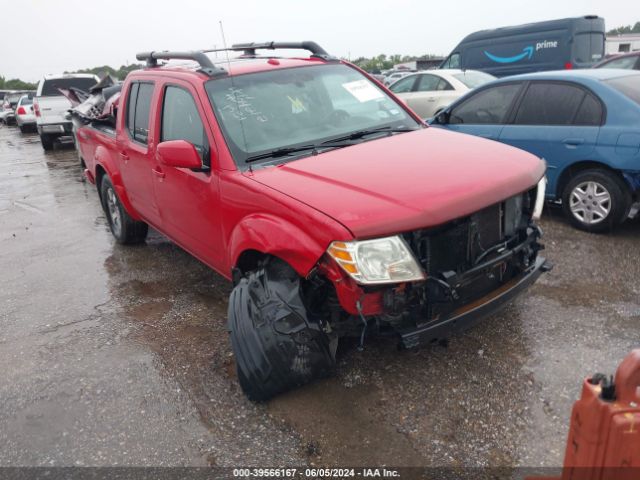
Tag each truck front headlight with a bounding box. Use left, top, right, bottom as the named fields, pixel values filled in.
left=327, top=236, right=425, bottom=285
left=533, top=176, right=547, bottom=220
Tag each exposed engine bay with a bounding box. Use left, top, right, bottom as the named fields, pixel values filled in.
left=305, top=187, right=548, bottom=349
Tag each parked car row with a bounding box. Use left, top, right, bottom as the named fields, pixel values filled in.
left=1, top=73, right=99, bottom=142
left=0, top=90, right=34, bottom=127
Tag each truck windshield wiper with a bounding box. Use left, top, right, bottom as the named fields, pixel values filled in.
left=320, top=125, right=419, bottom=145
left=244, top=143, right=354, bottom=164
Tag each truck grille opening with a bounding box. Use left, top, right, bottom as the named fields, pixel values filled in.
left=395, top=189, right=538, bottom=325
left=405, top=191, right=531, bottom=275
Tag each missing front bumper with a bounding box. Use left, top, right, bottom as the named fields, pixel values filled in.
left=398, top=256, right=551, bottom=349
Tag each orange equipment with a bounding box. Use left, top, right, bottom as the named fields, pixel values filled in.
left=561, top=349, right=640, bottom=480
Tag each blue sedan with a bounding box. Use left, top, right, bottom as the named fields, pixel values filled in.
left=430, top=69, right=640, bottom=232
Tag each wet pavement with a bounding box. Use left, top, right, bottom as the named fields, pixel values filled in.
left=1, top=125, right=639, bottom=467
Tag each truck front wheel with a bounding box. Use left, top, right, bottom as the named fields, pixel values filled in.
left=100, top=176, right=148, bottom=244
left=228, top=258, right=336, bottom=401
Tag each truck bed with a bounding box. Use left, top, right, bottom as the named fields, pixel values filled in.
left=76, top=122, right=118, bottom=179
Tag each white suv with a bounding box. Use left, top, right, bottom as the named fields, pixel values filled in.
left=34, top=74, right=98, bottom=150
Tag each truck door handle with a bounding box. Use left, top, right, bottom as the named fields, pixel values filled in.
left=427, top=97, right=436, bottom=102
left=152, top=167, right=165, bottom=179
left=119, top=151, right=129, bottom=161
left=563, top=138, right=584, bottom=148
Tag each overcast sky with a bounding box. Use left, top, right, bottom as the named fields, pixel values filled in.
left=0, top=0, right=632, bottom=81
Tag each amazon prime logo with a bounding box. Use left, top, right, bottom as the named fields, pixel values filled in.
left=536, top=40, right=558, bottom=51
left=484, top=40, right=558, bottom=64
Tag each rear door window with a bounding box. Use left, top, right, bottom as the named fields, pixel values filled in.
left=574, top=93, right=604, bottom=126
left=126, top=82, right=154, bottom=144
left=449, top=83, right=521, bottom=124
left=415, top=74, right=441, bottom=92
left=41, top=77, right=97, bottom=96
left=514, top=83, right=599, bottom=125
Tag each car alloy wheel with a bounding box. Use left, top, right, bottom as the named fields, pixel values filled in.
left=569, top=180, right=611, bottom=225
left=106, top=187, right=122, bottom=237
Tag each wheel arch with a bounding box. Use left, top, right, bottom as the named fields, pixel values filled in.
left=555, top=160, right=630, bottom=199
left=228, top=214, right=328, bottom=279
left=93, top=150, right=142, bottom=221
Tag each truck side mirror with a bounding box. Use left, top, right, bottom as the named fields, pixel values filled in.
left=157, top=140, right=203, bottom=170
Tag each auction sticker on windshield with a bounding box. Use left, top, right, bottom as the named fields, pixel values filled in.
left=342, top=79, right=384, bottom=102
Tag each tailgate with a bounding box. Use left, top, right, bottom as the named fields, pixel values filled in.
left=36, top=96, right=72, bottom=125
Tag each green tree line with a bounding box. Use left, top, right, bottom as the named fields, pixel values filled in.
left=1, top=63, right=143, bottom=91
left=0, top=76, right=37, bottom=90
left=607, top=22, right=640, bottom=35
left=65, top=64, right=144, bottom=80
left=351, top=54, right=441, bottom=73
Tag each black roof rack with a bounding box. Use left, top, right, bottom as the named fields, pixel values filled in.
left=135, top=51, right=227, bottom=77
left=135, top=41, right=334, bottom=77
left=228, top=41, right=335, bottom=60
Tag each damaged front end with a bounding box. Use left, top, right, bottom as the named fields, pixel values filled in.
left=314, top=183, right=551, bottom=349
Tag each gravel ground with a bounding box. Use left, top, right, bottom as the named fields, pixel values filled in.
left=1, top=125, right=638, bottom=467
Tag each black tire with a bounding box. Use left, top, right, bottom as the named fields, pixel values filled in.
left=19, top=124, right=28, bottom=134
left=100, top=176, right=148, bottom=244
left=228, top=258, right=335, bottom=401
left=40, top=133, right=54, bottom=151
left=562, top=169, right=631, bottom=233
left=73, top=132, right=85, bottom=167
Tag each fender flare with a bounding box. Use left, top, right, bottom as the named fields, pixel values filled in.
left=228, top=213, right=327, bottom=278
left=94, top=146, right=142, bottom=221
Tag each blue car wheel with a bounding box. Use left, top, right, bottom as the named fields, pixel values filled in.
left=561, top=169, right=631, bottom=233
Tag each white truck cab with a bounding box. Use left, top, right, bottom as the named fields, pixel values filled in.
left=34, top=74, right=99, bottom=150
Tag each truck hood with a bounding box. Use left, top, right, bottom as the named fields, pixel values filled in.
left=246, top=128, right=545, bottom=239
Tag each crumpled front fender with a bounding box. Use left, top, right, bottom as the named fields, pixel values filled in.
left=228, top=213, right=328, bottom=278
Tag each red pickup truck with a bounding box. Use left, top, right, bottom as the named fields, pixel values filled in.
left=75, top=42, right=550, bottom=400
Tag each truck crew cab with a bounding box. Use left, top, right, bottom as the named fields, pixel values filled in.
left=74, top=42, right=550, bottom=400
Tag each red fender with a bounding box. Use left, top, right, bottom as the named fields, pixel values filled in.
left=228, top=213, right=327, bottom=278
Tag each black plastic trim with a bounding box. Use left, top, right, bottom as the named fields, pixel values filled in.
left=399, top=256, right=550, bottom=349
left=136, top=51, right=227, bottom=77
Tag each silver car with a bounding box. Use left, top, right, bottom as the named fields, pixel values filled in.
left=15, top=95, right=36, bottom=133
